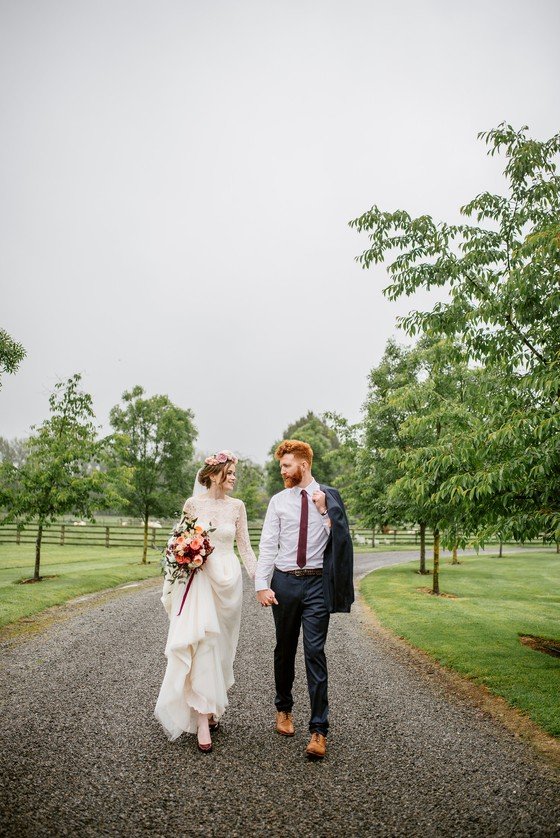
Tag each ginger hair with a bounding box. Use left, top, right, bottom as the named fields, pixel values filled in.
left=274, top=439, right=313, bottom=467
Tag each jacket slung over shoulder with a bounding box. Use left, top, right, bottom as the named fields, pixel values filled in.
left=320, top=484, right=354, bottom=613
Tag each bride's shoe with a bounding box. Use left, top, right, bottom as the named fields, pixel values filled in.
left=197, top=714, right=213, bottom=753
left=209, top=716, right=220, bottom=732
left=197, top=740, right=212, bottom=753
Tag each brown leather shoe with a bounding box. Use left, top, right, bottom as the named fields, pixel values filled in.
left=275, top=711, right=295, bottom=736
left=306, top=732, right=327, bottom=758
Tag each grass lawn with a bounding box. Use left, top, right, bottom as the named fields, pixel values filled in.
left=0, top=543, right=163, bottom=629
left=360, top=550, right=560, bottom=737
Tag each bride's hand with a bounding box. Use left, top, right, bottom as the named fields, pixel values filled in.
left=256, top=589, right=278, bottom=607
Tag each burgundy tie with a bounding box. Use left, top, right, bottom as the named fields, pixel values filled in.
left=296, top=489, right=308, bottom=568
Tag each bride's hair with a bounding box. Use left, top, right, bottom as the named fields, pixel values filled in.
left=197, top=450, right=238, bottom=488
left=275, top=439, right=313, bottom=467
left=197, top=462, right=232, bottom=489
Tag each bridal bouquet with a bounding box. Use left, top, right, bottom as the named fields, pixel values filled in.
left=164, top=517, right=215, bottom=584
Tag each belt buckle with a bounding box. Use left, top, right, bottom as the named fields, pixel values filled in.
left=294, top=569, right=304, bottom=577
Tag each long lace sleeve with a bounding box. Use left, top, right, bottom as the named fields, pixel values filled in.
left=235, top=500, right=257, bottom=579
left=182, top=497, right=197, bottom=520
left=161, top=575, right=174, bottom=618
left=161, top=528, right=176, bottom=618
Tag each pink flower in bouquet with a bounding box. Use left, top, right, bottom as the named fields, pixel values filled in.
left=190, top=556, right=204, bottom=568
left=190, top=535, right=203, bottom=550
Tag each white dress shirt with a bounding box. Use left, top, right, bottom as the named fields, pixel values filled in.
left=255, top=478, right=330, bottom=591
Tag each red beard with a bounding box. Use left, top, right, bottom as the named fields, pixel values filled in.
left=283, top=465, right=303, bottom=488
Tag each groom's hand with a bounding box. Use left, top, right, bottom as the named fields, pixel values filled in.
left=312, top=489, right=328, bottom=515
left=256, top=589, right=278, bottom=607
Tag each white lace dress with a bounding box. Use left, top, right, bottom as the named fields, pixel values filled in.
left=154, top=495, right=257, bottom=740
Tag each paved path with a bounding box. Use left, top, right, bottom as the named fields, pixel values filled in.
left=353, top=544, right=548, bottom=578
left=1, top=553, right=558, bottom=837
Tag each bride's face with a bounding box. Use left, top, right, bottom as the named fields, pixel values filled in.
left=216, top=465, right=236, bottom=493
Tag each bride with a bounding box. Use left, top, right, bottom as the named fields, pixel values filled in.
left=154, top=450, right=257, bottom=752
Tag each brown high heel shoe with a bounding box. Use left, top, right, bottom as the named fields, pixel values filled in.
left=209, top=716, right=220, bottom=732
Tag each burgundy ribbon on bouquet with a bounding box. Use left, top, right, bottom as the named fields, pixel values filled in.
left=177, top=570, right=197, bottom=617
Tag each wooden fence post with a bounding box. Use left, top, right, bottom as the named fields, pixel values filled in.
left=151, top=527, right=156, bottom=547
left=16, top=526, right=21, bottom=545
left=60, top=524, right=65, bottom=546
left=371, top=530, right=375, bottom=548
left=105, top=527, right=110, bottom=548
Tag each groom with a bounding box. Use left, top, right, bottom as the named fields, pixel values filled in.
left=255, top=439, right=354, bottom=759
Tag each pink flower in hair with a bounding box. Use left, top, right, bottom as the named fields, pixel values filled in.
left=204, top=449, right=238, bottom=466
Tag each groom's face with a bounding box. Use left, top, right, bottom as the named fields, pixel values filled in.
left=279, top=454, right=304, bottom=488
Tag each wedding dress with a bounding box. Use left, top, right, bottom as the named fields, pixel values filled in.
left=154, top=495, right=257, bottom=740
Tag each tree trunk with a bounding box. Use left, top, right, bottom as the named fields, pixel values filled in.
left=556, top=541, right=559, bottom=554
left=34, top=523, right=43, bottom=581
left=499, top=540, right=503, bottom=558
left=432, top=528, right=440, bottom=595
left=419, top=521, right=427, bottom=574
left=451, top=543, right=459, bottom=565
left=142, top=512, right=149, bottom=564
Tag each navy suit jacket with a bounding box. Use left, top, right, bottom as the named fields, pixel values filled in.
left=320, top=484, right=354, bottom=613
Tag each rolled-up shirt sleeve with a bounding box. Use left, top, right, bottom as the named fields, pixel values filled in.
left=255, top=497, right=280, bottom=591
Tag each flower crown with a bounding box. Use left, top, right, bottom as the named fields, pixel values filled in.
left=204, top=450, right=238, bottom=466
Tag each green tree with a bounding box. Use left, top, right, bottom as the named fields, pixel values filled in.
left=358, top=338, right=437, bottom=571
left=0, top=328, right=26, bottom=387
left=322, top=411, right=361, bottom=517
left=233, top=458, right=267, bottom=520
left=0, top=437, right=29, bottom=467
left=0, top=375, right=106, bottom=581
left=265, top=411, right=341, bottom=496
left=351, top=123, right=560, bottom=545
left=107, top=386, right=197, bottom=563
left=324, top=342, right=420, bottom=541
left=327, top=339, right=440, bottom=576
left=386, top=337, right=481, bottom=592
left=429, top=364, right=556, bottom=547
left=360, top=341, right=417, bottom=514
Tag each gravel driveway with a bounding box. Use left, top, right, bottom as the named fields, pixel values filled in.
left=1, top=552, right=558, bottom=837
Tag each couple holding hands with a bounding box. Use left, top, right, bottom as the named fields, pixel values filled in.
left=154, top=439, right=354, bottom=759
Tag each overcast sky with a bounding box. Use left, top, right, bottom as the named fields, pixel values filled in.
left=1, top=0, right=559, bottom=464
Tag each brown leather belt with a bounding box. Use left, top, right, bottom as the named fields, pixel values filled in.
left=280, top=568, right=323, bottom=577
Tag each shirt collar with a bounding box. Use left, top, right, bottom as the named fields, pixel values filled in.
left=293, top=478, right=319, bottom=496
